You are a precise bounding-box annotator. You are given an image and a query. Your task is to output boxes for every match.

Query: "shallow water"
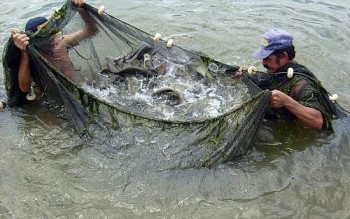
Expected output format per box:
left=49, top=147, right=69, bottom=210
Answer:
left=1, top=0, right=350, bottom=218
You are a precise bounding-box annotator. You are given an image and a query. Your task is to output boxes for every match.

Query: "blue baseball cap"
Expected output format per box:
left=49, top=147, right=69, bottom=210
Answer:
left=253, top=29, right=293, bottom=60
left=25, top=17, right=48, bottom=32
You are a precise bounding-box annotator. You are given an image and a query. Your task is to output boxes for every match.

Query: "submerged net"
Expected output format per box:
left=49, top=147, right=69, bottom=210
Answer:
left=2, top=1, right=348, bottom=167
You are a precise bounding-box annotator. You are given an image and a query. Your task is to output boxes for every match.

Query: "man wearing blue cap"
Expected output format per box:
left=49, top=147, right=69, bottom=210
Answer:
left=11, top=0, right=97, bottom=101
left=238, top=29, right=325, bottom=130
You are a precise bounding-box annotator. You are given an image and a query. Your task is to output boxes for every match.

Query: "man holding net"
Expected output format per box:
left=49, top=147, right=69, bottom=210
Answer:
left=10, top=0, right=97, bottom=105
left=237, top=29, right=327, bottom=130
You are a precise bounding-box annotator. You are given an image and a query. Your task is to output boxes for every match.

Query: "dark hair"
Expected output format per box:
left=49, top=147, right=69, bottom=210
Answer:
left=272, top=45, right=296, bottom=60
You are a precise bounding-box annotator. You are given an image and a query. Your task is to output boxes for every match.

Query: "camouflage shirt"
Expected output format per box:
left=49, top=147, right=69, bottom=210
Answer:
left=247, top=62, right=330, bottom=129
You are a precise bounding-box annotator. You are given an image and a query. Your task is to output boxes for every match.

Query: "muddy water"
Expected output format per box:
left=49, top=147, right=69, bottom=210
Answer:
left=1, top=0, right=350, bottom=218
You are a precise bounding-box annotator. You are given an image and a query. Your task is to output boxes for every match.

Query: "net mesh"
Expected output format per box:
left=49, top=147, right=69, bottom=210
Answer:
left=2, top=1, right=348, bottom=167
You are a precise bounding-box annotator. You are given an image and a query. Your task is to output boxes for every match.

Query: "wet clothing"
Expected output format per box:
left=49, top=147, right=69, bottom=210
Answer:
left=247, top=62, right=330, bottom=129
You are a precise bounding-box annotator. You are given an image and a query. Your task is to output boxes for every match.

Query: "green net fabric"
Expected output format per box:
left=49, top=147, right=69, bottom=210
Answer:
left=3, top=1, right=348, bottom=167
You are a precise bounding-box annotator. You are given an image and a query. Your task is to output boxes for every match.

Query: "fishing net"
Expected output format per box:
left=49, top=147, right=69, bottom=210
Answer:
left=2, top=1, right=348, bottom=168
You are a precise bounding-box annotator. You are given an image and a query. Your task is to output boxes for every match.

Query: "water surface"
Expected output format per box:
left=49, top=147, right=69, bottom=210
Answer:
left=1, top=0, right=350, bottom=218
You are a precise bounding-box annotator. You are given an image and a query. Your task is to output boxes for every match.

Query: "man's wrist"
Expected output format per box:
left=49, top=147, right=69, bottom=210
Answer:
left=21, top=51, right=29, bottom=59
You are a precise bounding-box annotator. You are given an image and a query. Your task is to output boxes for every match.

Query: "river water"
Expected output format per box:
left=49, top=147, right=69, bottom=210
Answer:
left=1, top=0, right=350, bottom=218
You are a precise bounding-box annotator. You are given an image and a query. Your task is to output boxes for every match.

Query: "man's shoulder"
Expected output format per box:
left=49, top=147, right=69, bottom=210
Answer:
left=288, top=62, right=310, bottom=72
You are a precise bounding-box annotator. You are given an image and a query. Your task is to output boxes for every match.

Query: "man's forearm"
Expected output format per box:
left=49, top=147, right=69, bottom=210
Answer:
left=18, top=51, right=31, bottom=92
left=284, top=97, right=324, bottom=129
left=65, top=8, right=98, bottom=46
left=77, top=8, right=98, bottom=38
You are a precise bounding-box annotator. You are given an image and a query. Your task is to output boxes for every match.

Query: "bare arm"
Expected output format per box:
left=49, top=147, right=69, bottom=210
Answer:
left=64, top=0, right=98, bottom=46
left=12, top=33, right=31, bottom=92
left=270, top=90, right=323, bottom=129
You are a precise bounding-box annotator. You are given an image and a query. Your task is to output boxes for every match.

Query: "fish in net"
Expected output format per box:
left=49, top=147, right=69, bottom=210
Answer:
left=2, top=1, right=348, bottom=168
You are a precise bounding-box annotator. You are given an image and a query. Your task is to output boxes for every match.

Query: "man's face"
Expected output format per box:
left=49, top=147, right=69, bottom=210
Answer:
left=261, top=54, right=284, bottom=74
left=37, top=21, right=49, bottom=31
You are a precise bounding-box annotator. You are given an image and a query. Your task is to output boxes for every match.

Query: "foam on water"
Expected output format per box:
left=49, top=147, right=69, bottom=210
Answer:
left=78, top=51, right=249, bottom=121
